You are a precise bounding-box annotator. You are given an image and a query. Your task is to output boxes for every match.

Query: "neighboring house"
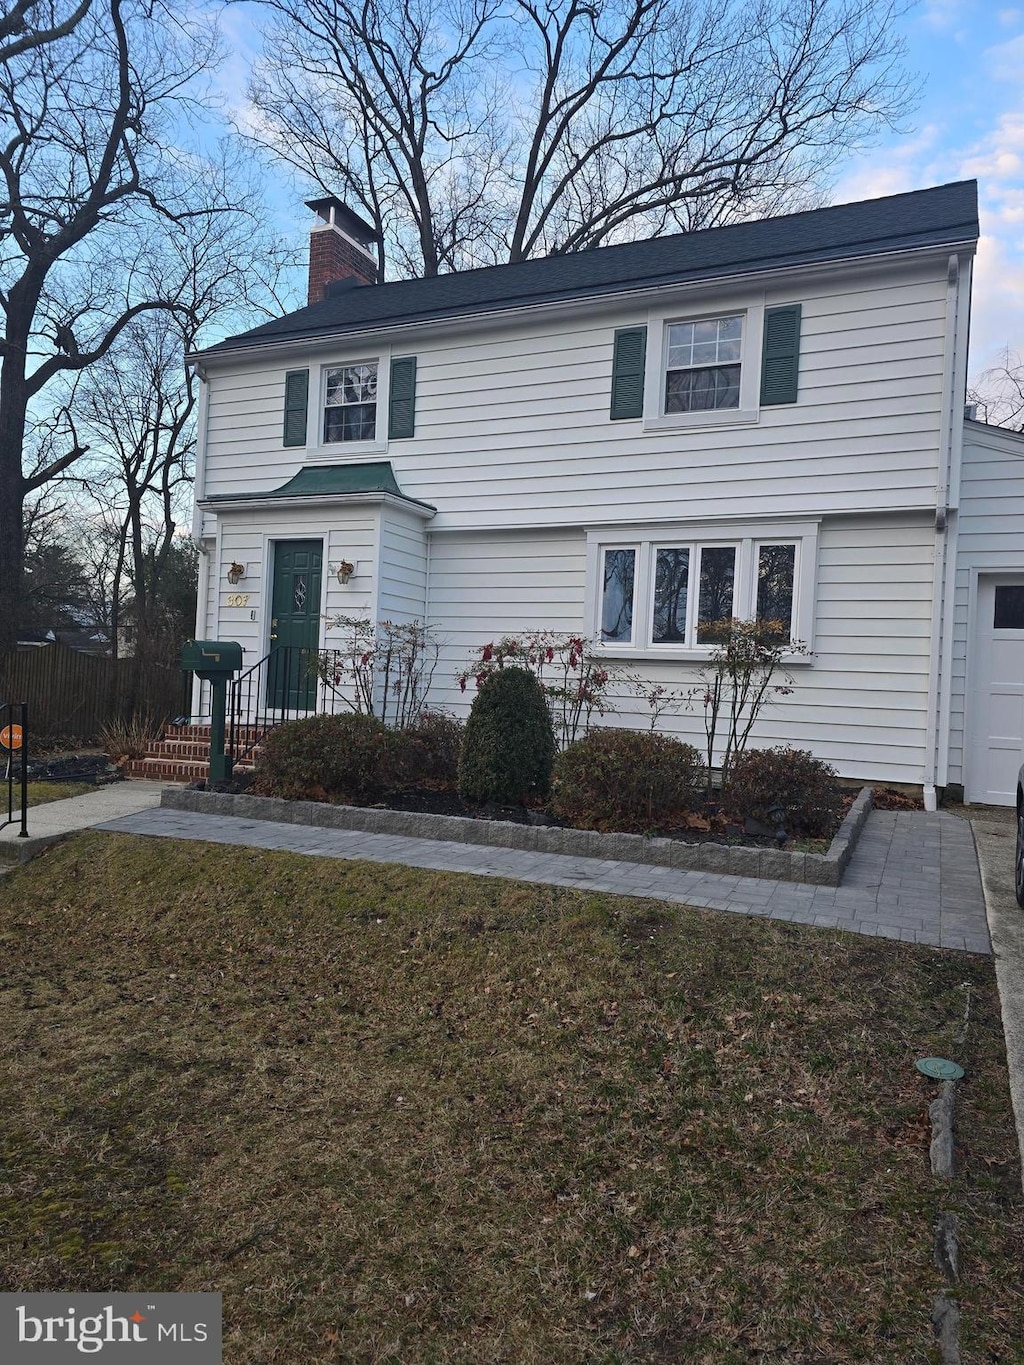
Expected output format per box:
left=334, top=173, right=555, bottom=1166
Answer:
left=17, top=627, right=111, bottom=656
left=184, top=180, right=1024, bottom=806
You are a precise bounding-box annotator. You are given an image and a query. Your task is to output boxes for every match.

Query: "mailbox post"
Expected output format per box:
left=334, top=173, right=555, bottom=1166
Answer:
left=181, top=640, right=243, bottom=783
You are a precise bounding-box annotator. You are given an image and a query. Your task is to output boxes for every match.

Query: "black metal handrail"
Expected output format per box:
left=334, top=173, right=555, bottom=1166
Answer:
left=0, top=701, right=28, bottom=839
left=228, top=646, right=343, bottom=764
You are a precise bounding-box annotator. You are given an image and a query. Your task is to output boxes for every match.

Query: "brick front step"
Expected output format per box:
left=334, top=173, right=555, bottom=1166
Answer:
left=143, top=740, right=214, bottom=760
left=124, top=720, right=266, bottom=783
left=124, top=756, right=255, bottom=783
left=162, top=723, right=266, bottom=744
left=124, top=757, right=212, bottom=782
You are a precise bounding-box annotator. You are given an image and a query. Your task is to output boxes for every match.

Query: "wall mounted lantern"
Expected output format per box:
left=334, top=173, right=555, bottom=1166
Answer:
left=336, top=559, right=355, bottom=585
left=226, top=561, right=247, bottom=585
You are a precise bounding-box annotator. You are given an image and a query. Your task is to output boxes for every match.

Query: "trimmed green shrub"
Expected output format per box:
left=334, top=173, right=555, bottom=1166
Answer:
left=410, top=711, right=464, bottom=791
left=722, top=745, right=843, bottom=837
left=550, top=728, right=702, bottom=833
left=458, top=666, right=555, bottom=804
left=254, top=712, right=429, bottom=803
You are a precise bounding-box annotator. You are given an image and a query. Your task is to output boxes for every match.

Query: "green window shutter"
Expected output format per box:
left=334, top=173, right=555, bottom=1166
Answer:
left=283, top=369, right=309, bottom=447
left=388, top=356, right=417, bottom=439
left=610, top=327, right=646, bottom=420
left=760, top=304, right=802, bottom=406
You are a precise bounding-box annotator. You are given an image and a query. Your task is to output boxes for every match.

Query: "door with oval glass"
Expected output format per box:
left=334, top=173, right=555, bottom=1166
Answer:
left=269, top=540, right=322, bottom=712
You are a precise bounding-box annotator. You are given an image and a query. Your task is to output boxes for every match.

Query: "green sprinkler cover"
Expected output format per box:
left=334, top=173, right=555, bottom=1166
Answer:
left=915, top=1057, right=965, bottom=1081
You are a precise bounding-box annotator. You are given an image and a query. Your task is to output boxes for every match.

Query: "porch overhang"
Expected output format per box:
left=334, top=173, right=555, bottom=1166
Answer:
left=198, top=461, right=436, bottom=520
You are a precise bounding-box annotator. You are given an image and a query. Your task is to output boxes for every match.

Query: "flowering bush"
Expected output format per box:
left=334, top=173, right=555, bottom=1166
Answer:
left=457, top=632, right=615, bottom=746
left=695, top=617, right=806, bottom=787
left=316, top=616, right=441, bottom=728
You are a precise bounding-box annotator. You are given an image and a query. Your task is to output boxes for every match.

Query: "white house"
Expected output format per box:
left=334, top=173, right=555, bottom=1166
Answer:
left=178, top=179, right=1024, bottom=806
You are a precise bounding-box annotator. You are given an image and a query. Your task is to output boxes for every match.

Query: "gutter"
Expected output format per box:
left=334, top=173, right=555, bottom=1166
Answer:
left=197, top=489, right=437, bottom=520
left=185, top=238, right=979, bottom=369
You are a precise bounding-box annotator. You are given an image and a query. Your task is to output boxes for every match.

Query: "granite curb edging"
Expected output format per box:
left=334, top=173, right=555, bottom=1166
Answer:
left=158, top=785, right=873, bottom=886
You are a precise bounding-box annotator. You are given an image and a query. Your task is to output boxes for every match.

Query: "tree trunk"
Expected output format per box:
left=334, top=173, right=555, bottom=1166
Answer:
left=0, top=343, right=30, bottom=667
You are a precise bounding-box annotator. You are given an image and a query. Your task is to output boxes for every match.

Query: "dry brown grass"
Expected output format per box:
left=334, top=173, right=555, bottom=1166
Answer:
left=0, top=832, right=1021, bottom=1363
left=24, top=781, right=94, bottom=807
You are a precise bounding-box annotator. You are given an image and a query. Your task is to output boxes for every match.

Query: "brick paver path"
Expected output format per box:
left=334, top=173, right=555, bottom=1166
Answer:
left=98, top=805, right=991, bottom=955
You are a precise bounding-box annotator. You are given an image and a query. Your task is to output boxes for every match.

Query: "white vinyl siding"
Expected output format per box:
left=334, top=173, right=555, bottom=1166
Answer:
left=201, top=258, right=949, bottom=527
left=947, top=424, right=1024, bottom=789
left=197, top=506, right=380, bottom=667
left=427, top=515, right=935, bottom=784
left=378, top=504, right=428, bottom=623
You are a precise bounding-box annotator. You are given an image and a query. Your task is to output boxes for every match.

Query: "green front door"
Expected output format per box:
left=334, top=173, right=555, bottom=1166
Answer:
left=269, top=540, right=322, bottom=711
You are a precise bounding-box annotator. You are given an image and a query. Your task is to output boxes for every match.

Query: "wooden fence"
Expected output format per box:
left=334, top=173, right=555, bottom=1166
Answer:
left=0, top=642, right=191, bottom=739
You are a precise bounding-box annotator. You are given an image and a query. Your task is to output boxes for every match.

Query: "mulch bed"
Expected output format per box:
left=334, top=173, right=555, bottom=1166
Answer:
left=217, top=773, right=845, bottom=850
left=26, top=753, right=122, bottom=785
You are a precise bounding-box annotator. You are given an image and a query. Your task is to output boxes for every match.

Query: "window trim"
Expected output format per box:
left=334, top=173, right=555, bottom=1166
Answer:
left=586, top=520, right=818, bottom=660
left=305, top=346, right=392, bottom=458
left=642, top=298, right=765, bottom=433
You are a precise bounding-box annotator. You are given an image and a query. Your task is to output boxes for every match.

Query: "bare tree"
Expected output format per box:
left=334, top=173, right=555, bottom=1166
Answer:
left=0, top=0, right=251, bottom=657
left=57, top=191, right=294, bottom=674
left=969, top=348, right=1024, bottom=432
left=249, top=0, right=915, bottom=278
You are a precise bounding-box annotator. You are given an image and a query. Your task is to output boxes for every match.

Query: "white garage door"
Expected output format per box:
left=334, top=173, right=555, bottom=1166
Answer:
left=969, top=576, right=1024, bottom=805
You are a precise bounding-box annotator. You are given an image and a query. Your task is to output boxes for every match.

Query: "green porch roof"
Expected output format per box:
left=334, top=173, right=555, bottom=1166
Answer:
left=204, top=461, right=434, bottom=511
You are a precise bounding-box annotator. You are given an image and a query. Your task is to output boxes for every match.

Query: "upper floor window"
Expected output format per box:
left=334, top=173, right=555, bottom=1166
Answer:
left=324, top=362, right=377, bottom=442
left=610, top=302, right=801, bottom=428
left=665, top=315, right=742, bottom=413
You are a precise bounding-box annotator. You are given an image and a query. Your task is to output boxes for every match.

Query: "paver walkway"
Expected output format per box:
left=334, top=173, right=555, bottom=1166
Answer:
left=98, top=804, right=991, bottom=955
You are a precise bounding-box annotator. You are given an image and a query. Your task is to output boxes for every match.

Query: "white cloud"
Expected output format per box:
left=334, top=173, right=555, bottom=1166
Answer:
left=985, top=32, right=1024, bottom=81
left=833, top=81, right=1024, bottom=377
left=970, top=234, right=1024, bottom=369
left=830, top=125, right=946, bottom=203
left=920, top=0, right=968, bottom=31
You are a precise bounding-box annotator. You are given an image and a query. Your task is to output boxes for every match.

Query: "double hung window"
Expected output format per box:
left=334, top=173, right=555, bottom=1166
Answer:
left=664, top=316, right=742, bottom=413
left=324, top=362, right=378, bottom=442
left=611, top=302, right=801, bottom=425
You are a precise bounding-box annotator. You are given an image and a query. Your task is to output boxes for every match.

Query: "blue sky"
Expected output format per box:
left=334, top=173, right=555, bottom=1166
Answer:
left=215, top=0, right=1022, bottom=382
left=833, top=0, right=1023, bottom=376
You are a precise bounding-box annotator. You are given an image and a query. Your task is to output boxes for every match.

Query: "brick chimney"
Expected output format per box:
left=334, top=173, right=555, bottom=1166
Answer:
left=306, top=197, right=380, bottom=305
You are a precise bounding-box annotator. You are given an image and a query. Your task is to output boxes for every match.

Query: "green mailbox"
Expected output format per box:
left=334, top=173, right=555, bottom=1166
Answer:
left=181, top=639, right=243, bottom=783
left=181, top=640, right=243, bottom=679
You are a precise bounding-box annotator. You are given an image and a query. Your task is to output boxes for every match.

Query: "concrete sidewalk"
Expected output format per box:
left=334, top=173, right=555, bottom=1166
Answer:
left=970, top=810, right=1024, bottom=1187
left=0, top=781, right=165, bottom=863
left=96, top=803, right=991, bottom=954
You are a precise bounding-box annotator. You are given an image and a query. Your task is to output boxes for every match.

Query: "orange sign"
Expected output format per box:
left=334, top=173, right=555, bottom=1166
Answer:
left=0, top=724, right=23, bottom=750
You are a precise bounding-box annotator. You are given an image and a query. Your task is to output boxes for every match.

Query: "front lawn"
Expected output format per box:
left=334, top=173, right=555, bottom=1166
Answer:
left=0, top=833, right=1020, bottom=1362
left=24, top=781, right=95, bottom=807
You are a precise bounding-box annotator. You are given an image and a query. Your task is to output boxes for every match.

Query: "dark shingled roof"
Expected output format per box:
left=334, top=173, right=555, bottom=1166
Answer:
left=201, top=181, right=978, bottom=355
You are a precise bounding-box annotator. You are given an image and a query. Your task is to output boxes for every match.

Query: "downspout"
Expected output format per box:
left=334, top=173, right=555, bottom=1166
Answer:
left=190, top=361, right=211, bottom=545
left=190, top=360, right=211, bottom=719
left=936, top=255, right=972, bottom=793
left=922, top=253, right=969, bottom=811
